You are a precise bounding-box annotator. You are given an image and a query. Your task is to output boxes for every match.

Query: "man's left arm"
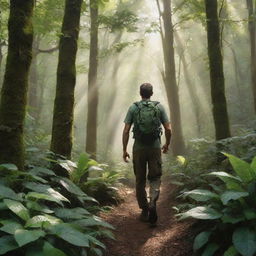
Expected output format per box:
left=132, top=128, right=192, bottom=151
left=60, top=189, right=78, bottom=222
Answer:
left=122, top=123, right=132, bottom=162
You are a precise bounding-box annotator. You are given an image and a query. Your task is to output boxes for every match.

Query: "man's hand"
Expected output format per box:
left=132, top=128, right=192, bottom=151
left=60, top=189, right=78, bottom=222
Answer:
left=123, top=151, right=130, bottom=162
left=162, top=144, right=169, bottom=154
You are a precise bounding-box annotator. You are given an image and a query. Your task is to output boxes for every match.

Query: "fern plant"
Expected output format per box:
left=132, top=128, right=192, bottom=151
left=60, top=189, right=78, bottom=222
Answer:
left=0, top=163, right=114, bottom=256
left=176, top=153, right=256, bottom=256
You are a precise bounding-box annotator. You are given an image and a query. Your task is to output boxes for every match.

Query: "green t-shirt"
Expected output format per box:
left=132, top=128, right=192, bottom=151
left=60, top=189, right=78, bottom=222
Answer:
left=124, top=100, right=170, bottom=151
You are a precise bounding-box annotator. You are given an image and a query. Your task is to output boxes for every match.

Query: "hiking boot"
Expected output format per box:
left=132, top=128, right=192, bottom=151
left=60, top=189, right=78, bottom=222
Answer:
left=148, top=202, right=158, bottom=225
left=139, top=208, right=149, bottom=222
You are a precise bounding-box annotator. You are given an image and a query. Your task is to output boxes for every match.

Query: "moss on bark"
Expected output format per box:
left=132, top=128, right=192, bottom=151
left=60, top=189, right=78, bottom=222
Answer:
left=50, top=0, right=82, bottom=158
left=0, top=0, right=34, bottom=170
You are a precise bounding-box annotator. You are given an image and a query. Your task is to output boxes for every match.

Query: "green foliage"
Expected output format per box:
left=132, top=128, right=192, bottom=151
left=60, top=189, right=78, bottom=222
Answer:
left=0, top=163, right=114, bottom=256
left=176, top=154, right=256, bottom=255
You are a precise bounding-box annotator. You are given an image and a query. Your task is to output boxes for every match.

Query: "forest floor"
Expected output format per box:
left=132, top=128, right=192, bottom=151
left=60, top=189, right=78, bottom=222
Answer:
left=101, top=182, right=195, bottom=256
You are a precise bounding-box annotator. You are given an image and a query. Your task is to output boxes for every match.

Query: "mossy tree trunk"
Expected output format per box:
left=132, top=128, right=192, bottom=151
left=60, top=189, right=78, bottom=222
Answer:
left=0, top=0, right=34, bottom=170
left=205, top=0, right=231, bottom=140
left=50, top=0, right=82, bottom=158
left=247, top=0, right=256, bottom=113
left=158, top=0, right=185, bottom=156
left=86, top=0, right=99, bottom=159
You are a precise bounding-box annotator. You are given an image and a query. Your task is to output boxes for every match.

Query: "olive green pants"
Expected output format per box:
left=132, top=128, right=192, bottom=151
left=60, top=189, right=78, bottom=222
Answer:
left=133, top=148, right=162, bottom=210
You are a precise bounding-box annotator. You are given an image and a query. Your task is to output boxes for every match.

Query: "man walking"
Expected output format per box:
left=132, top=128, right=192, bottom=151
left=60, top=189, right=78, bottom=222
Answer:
left=122, top=83, right=171, bottom=225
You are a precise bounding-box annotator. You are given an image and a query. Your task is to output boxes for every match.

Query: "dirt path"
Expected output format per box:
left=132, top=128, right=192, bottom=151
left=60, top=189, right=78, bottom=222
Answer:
left=101, top=182, right=195, bottom=256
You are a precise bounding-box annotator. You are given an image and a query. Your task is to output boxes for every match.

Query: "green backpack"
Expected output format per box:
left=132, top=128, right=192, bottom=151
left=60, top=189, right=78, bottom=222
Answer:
left=132, top=101, right=162, bottom=144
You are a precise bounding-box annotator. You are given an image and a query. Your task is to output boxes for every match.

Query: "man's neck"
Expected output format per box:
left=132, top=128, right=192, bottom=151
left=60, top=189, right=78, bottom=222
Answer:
left=141, top=97, right=151, bottom=101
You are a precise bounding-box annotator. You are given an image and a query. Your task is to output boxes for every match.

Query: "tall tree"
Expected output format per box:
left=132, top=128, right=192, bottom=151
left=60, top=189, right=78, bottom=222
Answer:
left=156, top=0, right=185, bottom=155
left=246, top=0, right=256, bottom=113
left=0, top=0, right=34, bottom=170
left=86, top=0, right=99, bottom=159
left=51, top=0, right=82, bottom=158
left=204, top=0, right=230, bottom=140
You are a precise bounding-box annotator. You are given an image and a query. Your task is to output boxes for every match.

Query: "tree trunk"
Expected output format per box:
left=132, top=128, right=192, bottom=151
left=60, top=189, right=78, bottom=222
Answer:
left=0, top=0, right=34, bottom=170
left=28, top=37, right=39, bottom=120
left=159, top=0, right=185, bottom=155
left=204, top=0, right=231, bottom=140
left=86, top=0, right=99, bottom=159
left=50, top=0, right=82, bottom=158
left=247, top=0, right=256, bottom=113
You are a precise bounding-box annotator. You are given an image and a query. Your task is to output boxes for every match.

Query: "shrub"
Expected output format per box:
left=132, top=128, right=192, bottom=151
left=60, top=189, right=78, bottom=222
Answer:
left=176, top=153, right=256, bottom=256
left=0, top=163, right=114, bottom=256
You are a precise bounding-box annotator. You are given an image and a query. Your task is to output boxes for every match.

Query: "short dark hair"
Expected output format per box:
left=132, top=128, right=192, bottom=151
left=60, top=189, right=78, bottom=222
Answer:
left=140, top=83, right=153, bottom=98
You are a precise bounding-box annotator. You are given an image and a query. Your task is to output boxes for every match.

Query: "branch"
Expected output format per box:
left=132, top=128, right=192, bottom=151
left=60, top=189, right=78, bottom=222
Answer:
left=37, top=46, right=59, bottom=54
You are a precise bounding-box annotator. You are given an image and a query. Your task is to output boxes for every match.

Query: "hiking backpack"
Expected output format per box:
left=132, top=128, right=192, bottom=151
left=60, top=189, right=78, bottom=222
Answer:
left=132, top=101, right=162, bottom=144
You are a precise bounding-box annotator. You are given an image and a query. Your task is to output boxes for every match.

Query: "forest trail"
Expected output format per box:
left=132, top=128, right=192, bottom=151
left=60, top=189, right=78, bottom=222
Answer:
left=101, top=182, right=194, bottom=256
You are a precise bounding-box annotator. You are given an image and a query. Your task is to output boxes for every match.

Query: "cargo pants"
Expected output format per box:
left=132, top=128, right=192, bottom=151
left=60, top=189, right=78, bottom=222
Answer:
left=133, top=148, right=162, bottom=210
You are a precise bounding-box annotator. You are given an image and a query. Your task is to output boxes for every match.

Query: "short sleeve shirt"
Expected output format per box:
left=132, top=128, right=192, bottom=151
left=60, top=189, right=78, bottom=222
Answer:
left=124, top=100, right=170, bottom=151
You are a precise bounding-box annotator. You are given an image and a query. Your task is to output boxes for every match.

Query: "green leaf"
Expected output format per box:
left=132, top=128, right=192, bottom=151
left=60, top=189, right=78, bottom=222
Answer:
left=193, top=231, right=212, bottom=251
left=223, top=153, right=254, bottom=182
left=233, top=227, right=256, bottom=256
left=220, top=191, right=249, bottom=205
left=224, top=246, right=239, bottom=256
left=0, top=184, right=21, bottom=201
left=202, top=243, right=219, bottom=256
left=25, top=214, right=62, bottom=228
left=29, top=167, right=56, bottom=177
left=54, top=207, right=90, bottom=220
left=4, top=199, right=30, bottom=221
left=182, top=189, right=219, bottom=202
left=43, top=241, right=68, bottom=256
left=26, top=201, right=54, bottom=214
left=88, top=235, right=106, bottom=249
left=0, top=220, right=23, bottom=234
left=14, top=229, right=45, bottom=247
left=221, top=214, right=245, bottom=224
left=77, top=153, right=90, bottom=171
left=0, top=235, right=19, bottom=255
left=206, top=171, right=242, bottom=183
left=250, top=156, right=256, bottom=174
left=49, top=223, right=90, bottom=247
left=24, top=182, right=70, bottom=203
left=26, top=192, right=63, bottom=206
left=178, top=206, right=222, bottom=220
left=72, top=216, right=114, bottom=229
left=90, top=248, right=103, bottom=256
left=0, top=164, right=18, bottom=171
left=243, top=209, right=256, bottom=220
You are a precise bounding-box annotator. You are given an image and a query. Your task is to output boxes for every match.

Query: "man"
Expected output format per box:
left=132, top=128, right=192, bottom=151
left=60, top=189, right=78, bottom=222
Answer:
left=122, top=83, right=171, bottom=225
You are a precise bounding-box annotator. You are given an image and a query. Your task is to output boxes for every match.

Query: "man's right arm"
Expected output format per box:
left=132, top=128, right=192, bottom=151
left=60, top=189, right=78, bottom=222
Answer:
left=162, top=122, right=172, bottom=153
left=122, top=123, right=132, bottom=162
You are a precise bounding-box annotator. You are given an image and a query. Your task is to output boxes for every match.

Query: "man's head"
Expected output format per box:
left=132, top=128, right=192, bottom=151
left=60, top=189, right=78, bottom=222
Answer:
left=140, top=83, right=153, bottom=99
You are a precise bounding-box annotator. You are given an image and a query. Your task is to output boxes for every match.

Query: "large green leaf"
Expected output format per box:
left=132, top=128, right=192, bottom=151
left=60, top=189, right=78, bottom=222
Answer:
left=224, top=153, right=254, bottom=182
left=72, top=216, right=114, bottom=229
left=0, top=184, right=21, bottom=201
left=207, top=171, right=242, bottom=183
left=88, top=235, right=106, bottom=249
left=0, top=219, right=23, bottom=234
left=4, top=199, right=30, bottom=221
left=42, top=241, right=68, bottom=256
left=49, top=223, right=90, bottom=247
left=29, top=167, right=56, bottom=177
left=250, top=156, right=256, bottom=175
left=54, top=207, right=90, bottom=220
left=193, top=231, right=212, bottom=251
left=224, top=246, right=239, bottom=256
left=182, top=189, right=219, bottom=202
left=202, top=243, right=219, bottom=256
left=25, top=214, right=62, bottom=228
left=178, top=206, right=222, bottom=220
left=0, top=235, right=19, bottom=255
left=233, top=227, right=256, bottom=256
left=24, top=182, right=69, bottom=203
left=220, top=191, right=249, bottom=205
left=0, top=164, right=18, bottom=171
left=243, top=209, right=256, bottom=220
left=14, top=229, right=45, bottom=247
left=26, top=192, right=63, bottom=206
left=26, top=201, right=54, bottom=214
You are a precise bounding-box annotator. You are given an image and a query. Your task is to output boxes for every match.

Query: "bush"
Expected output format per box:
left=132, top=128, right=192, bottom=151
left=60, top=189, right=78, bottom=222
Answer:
left=0, top=163, right=114, bottom=256
left=176, top=153, right=256, bottom=256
